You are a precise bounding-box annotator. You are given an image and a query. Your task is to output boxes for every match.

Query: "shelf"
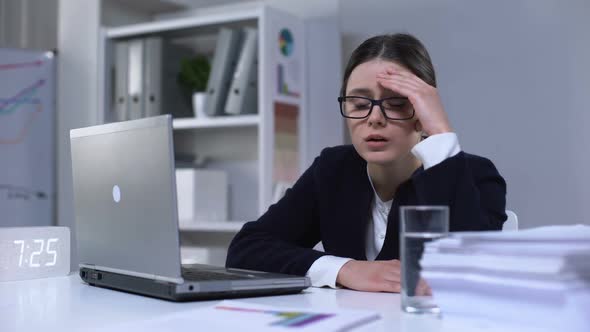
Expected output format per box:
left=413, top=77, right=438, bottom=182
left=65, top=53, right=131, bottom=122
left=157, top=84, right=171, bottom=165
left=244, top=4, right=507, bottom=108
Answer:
left=273, top=94, right=301, bottom=105
left=179, top=221, right=247, bottom=232
left=98, top=4, right=331, bottom=227
left=173, top=114, right=260, bottom=130
left=106, top=7, right=261, bottom=39
left=114, top=0, right=185, bottom=14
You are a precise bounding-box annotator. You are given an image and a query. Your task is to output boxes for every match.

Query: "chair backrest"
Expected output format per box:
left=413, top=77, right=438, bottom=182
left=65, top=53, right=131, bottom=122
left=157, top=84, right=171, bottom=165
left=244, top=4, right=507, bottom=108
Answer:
left=502, top=210, right=519, bottom=231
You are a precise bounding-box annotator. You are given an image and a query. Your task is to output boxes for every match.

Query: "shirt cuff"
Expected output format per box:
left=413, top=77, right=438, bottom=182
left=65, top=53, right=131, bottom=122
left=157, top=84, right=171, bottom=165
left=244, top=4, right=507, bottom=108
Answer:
left=411, top=132, right=461, bottom=170
left=306, top=255, right=353, bottom=288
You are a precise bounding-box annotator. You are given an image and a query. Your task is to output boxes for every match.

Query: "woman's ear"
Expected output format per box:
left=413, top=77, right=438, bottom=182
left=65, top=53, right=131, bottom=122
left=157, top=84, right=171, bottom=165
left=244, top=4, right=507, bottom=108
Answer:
left=414, top=120, right=422, bottom=133
left=414, top=120, right=427, bottom=142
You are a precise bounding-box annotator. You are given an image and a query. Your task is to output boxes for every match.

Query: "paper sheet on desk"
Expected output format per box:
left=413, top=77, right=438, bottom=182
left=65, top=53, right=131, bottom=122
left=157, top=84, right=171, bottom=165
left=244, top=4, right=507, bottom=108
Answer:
left=92, top=300, right=380, bottom=332
left=423, top=224, right=590, bottom=276
left=445, top=224, right=590, bottom=242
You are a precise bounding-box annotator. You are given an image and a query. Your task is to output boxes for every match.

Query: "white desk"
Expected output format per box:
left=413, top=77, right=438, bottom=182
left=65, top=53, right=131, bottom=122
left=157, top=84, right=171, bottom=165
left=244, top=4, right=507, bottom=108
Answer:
left=1, top=274, right=481, bottom=332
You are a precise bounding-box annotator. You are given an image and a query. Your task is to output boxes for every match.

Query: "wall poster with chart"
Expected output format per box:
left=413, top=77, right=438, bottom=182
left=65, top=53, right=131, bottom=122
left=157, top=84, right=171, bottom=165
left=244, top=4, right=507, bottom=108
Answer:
left=272, top=101, right=299, bottom=203
left=269, top=14, right=305, bottom=203
left=0, top=49, right=55, bottom=226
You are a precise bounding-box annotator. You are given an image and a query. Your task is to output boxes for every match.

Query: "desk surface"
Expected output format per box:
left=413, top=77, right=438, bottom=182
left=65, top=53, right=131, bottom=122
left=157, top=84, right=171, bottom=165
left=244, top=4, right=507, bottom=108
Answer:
left=1, top=274, right=483, bottom=332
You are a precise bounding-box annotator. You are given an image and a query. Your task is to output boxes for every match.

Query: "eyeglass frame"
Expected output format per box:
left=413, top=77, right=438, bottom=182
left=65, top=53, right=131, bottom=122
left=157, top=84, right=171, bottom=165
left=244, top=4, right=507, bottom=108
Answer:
left=337, top=96, right=415, bottom=120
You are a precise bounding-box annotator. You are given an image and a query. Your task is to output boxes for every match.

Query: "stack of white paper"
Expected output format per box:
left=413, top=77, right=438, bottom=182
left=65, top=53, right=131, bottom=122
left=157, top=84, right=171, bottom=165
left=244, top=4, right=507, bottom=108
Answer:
left=421, top=225, right=590, bottom=332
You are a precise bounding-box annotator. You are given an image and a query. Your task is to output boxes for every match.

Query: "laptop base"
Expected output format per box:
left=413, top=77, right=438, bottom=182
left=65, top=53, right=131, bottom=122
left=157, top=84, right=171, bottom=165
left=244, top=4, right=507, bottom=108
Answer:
left=79, top=268, right=307, bottom=302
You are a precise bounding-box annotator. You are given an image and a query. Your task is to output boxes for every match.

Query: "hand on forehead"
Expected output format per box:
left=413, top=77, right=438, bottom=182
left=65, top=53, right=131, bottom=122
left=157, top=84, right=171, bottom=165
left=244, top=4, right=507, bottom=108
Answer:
left=348, top=60, right=409, bottom=97
left=379, top=62, right=411, bottom=76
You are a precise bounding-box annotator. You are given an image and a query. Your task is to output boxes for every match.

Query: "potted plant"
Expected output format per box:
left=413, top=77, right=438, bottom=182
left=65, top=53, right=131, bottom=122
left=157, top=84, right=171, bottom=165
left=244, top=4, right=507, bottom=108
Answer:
left=177, top=55, right=211, bottom=118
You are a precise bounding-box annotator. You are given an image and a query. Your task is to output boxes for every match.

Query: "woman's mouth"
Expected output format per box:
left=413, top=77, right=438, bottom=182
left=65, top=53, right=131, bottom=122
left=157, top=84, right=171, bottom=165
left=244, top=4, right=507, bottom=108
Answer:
left=364, top=135, right=389, bottom=149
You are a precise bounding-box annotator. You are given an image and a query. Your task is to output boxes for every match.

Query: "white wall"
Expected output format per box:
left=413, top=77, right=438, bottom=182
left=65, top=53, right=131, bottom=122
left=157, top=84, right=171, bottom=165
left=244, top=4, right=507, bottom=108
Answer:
left=340, top=0, right=590, bottom=229
left=57, top=0, right=102, bottom=270
left=101, top=0, right=153, bottom=27
left=305, top=16, right=344, bottom=164
left=0, top=0, right=58, bottom=50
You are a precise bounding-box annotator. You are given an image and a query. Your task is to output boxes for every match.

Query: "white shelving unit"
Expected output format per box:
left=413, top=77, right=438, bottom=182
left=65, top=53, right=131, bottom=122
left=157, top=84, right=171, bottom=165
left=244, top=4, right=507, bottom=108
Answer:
left=173, top=114, right=259, bottom=130
left=98, top=3, right=342, bottom=265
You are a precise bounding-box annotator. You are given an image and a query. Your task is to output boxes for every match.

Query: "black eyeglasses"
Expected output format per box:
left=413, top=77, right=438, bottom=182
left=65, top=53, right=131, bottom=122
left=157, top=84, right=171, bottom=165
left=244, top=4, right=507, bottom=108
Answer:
left=337, top=96, right=414, bottom=120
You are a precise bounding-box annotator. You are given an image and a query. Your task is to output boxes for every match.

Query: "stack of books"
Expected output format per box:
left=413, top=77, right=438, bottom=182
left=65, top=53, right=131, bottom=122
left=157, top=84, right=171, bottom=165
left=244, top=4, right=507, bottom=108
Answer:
left=421, top=225, right=590, bottom=332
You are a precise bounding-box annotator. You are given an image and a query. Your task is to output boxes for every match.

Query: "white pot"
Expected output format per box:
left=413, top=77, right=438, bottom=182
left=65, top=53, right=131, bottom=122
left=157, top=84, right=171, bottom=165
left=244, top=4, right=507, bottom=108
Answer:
left=192, top=92, right=207, bottom=118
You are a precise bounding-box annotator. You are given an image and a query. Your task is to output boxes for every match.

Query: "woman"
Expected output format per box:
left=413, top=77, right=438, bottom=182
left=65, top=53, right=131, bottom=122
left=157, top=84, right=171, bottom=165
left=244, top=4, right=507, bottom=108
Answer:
left=226, top=33, right=506, bottom=293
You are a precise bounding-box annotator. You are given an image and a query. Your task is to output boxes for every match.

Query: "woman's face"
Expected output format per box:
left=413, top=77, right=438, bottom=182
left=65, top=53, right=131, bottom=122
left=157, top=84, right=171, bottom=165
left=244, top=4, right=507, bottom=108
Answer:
left=345, top=59, right=421, bottom=165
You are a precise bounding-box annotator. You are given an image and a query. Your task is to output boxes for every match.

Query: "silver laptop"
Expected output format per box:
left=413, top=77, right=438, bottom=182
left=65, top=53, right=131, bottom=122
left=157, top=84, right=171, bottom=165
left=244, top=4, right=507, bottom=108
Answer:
left=70, top=115, right=310, bottom=301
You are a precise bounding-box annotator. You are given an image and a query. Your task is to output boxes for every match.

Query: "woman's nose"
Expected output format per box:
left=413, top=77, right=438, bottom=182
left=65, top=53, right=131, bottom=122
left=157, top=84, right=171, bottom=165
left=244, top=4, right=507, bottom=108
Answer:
left=367, top=104, right=386, bottom=127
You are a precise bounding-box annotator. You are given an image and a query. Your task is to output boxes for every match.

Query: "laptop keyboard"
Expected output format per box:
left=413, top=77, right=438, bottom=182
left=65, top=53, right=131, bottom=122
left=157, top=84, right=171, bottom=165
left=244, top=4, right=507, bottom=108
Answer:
left=181, top=268, right=252, bottom=281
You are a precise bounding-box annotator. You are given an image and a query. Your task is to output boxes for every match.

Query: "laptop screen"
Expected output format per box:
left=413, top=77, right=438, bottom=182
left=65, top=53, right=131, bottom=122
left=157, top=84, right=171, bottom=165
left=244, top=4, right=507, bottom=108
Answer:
left=70, top=116, right=182, bottom=282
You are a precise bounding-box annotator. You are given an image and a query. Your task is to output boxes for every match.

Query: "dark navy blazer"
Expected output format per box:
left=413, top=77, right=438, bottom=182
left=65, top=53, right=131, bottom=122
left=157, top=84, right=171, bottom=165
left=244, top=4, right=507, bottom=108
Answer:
left=226, top=145, right=507, bottom=276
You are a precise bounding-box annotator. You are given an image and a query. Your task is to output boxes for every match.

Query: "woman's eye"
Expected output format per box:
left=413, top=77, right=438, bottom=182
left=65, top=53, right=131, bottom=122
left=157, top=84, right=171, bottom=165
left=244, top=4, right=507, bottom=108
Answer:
left=352, top=102, right=371, bottom=110
left=383, top=100, right=406, bottom=109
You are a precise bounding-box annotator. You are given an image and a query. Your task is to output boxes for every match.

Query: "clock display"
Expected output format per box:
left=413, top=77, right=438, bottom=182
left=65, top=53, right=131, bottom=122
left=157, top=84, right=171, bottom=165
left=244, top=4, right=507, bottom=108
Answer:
left=0, top=227, right=70, bottom=282
left=13, top=238, right=59, bottom=267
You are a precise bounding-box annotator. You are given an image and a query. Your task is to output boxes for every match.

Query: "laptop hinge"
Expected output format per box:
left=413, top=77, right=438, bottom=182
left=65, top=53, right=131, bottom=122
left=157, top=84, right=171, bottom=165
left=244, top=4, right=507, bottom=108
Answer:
left=154, top=275, right=178, bottom=283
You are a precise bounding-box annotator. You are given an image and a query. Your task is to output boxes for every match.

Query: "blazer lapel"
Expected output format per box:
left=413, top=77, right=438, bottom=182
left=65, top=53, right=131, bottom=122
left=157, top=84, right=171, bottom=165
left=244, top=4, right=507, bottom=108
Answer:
left=341, top=154, right=373, bottom=261
left=354, top=172, right=373, bottom=260
left=375, top=166, right=423, bottom=261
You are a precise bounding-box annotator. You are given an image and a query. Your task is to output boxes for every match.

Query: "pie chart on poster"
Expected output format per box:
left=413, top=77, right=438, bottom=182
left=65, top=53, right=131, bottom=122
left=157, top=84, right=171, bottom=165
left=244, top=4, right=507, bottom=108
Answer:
left=279, top=28, right=294, bottom=57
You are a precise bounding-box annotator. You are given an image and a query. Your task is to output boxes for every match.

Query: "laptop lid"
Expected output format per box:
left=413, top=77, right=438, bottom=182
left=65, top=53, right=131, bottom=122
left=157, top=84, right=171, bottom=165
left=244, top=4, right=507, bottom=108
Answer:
left=70, top=115, right=183, bottom=283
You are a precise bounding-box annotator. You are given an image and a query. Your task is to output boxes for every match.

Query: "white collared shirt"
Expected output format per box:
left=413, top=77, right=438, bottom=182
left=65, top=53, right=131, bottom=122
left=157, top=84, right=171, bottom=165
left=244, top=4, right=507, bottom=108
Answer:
left=365, top=176, right=393, bottom=261
left=306, top=132, right=461, bottom=288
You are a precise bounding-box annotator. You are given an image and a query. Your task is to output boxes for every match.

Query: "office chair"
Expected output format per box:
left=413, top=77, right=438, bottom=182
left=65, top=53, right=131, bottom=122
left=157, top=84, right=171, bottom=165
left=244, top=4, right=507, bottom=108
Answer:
left=502, top=210, right=519, bottom=231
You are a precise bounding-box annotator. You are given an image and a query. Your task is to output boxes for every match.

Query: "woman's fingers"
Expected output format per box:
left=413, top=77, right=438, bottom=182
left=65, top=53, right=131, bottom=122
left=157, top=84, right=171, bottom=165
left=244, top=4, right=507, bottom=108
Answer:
left=378, top=78, right=421, bottom=98
left=376, top=66, right=452, bottom=136
left=382, top=281, right=401, bottom=293
left=383, top=65, right=424, bottom=79
left=382, top=261, right=402, bottom=282
left=415, top=278, right=433, bottom=296
left=378, top=69, right=432, bottom=92
left=378, top=74, right=421, bottom=90
left=336, top=259, right=405, bottom=293
left=377, top=78, right=420, bottom=101
left=380, top=279, right=401, bottom=293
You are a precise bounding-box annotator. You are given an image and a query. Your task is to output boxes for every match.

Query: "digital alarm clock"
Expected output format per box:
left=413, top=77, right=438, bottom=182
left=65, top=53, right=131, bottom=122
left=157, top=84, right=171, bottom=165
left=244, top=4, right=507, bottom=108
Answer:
left=0, top=226, right=71, bottom=282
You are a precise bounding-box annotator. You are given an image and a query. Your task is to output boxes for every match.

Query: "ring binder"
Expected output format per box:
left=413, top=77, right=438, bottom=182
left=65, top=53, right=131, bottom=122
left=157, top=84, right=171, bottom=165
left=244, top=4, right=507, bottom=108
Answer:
left=225, top=28, right=258, bottom=115
left=204, top=28, right=243, bottom=117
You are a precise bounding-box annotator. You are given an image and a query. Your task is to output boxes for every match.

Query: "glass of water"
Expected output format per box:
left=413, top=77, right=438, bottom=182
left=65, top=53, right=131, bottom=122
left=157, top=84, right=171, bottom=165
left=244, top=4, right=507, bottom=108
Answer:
left=400, top=205, right=449, bottom=314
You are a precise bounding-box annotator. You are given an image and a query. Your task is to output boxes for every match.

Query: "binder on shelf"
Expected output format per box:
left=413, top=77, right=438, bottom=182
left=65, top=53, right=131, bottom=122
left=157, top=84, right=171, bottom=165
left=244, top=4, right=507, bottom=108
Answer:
left=160, top=41, right=194, bottom=118
left=112, top=36, right=197, bottom=122
left=204, top=28, right=243, bottom=117
left=113, top=41, right=129, bottom=122
left=127, top=38, right=145, bottom=120
left=225, top=27, right=258, bottom=115
left=143, top=36, right=162, bottom=118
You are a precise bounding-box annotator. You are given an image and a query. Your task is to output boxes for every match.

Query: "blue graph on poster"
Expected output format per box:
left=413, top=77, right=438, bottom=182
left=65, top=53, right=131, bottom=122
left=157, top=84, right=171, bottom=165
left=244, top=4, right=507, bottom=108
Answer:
left=0, top=78, right=45, bottom=144
left=0, top=50, right=55, bottom=227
